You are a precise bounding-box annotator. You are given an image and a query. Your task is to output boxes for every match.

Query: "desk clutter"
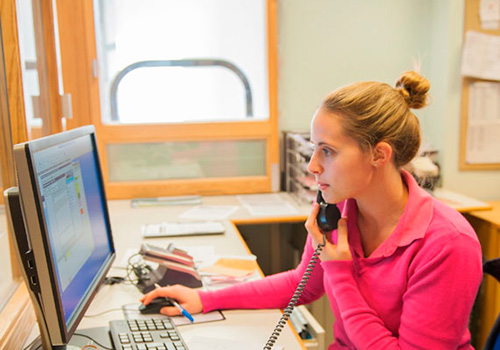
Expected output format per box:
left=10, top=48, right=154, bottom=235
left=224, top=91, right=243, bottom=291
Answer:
left=126, top=242, right=260, bottom=294
left=283, top=131, right=316, bottom=205
left=131, top=243, right=203, bottom=293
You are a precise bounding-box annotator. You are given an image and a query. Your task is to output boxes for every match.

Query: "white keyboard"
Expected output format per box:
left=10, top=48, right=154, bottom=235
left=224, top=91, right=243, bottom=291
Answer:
left=142, top=221, right=225, bottom=238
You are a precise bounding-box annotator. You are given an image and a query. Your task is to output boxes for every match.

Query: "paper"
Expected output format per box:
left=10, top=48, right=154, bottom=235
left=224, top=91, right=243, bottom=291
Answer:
left=466, top=82, right=500, bottom=163
left=122, top=303, right=225, bottom=326
left=179, top=205, right=239, bottom=220
left=200, top=257, right=258, bottom=278
left=480, top=0, right=500, bottom=29
left=131, top=195, right=202, bottom=208
left=461, top=31, right=500, bottom=81
left=179, top=245, right=215, bottom=264
left=432, top=188, right=491, bottom=211
left=237, top=194, right=299, bottom=217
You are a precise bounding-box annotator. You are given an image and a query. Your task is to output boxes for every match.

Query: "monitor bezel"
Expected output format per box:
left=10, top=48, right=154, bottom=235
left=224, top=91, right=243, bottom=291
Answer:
left=13, top=125, right=116, bottom=346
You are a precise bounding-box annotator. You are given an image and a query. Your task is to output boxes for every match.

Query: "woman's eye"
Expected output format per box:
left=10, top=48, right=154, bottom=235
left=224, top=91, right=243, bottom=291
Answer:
left=322, top=147, right=333, bottom=156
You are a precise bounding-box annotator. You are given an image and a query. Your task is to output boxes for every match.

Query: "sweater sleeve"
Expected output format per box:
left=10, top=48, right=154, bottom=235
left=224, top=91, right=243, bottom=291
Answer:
left=198, top=235, right=326, bottom=312
left=322, top=234, right=482, bottom=349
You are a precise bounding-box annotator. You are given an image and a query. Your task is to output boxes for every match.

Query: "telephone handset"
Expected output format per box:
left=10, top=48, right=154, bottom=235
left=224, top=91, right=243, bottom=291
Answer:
left=316, top=190, right=341, bottom=232
left=263, top=191, right=341, bottom=349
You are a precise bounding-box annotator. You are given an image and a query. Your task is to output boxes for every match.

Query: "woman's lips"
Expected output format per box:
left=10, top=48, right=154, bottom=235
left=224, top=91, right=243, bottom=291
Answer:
left=317, top=183, right=329, bottom=191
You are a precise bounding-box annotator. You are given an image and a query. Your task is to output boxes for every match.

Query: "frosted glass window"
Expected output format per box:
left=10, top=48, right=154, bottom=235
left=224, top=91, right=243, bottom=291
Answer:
left=16, top=0, right=43, bottom=136
left=107, top=139, right=266, bottom=182
left=94, top=0, right=268, bottom=124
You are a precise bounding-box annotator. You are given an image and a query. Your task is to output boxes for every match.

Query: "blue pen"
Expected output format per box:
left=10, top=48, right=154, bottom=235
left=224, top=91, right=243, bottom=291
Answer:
left=154, top=283, right=194, bottom=322
left=171, top=299, right=194, bottom=322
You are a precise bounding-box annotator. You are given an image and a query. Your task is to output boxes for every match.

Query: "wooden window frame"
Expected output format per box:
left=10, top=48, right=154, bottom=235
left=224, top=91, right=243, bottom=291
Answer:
left=0, top=0, right=35, bottom=348
left=0, top=0, right=65, bottom=347
left=55, top=0, right=279, bottom=199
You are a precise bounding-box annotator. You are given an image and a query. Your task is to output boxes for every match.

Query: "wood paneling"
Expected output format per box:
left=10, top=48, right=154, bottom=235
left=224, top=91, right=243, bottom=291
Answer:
left=0, top=0, right=35, bottom=348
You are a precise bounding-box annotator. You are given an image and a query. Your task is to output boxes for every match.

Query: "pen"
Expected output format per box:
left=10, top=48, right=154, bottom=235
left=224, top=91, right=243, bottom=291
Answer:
left=154, top=283, right=194, bottom=322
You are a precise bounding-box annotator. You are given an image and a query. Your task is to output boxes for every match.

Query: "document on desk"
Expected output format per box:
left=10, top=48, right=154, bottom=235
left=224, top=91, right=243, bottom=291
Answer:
left=179, top=205, right=239, bottom=220
left=466, top=81, right=500, bottom=164
left=237, top=193, right=298, bottom=217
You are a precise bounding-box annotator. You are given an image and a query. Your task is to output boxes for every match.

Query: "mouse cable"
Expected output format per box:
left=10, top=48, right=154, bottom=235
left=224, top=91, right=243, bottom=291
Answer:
left=83, top=308, right=123, bottom=318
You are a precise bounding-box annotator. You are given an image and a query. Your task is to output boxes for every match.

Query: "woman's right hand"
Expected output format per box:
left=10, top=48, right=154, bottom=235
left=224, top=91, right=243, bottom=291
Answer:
left=139, top=284, right=203, bottom=316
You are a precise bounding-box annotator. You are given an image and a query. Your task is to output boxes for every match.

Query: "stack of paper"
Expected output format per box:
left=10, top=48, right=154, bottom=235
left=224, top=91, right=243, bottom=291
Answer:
left=199, top=256, right=258, bottom=287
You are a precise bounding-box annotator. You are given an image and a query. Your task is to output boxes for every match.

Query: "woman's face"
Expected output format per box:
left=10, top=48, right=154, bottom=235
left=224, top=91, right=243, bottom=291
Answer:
left=308, top=109, right=374, bottom=204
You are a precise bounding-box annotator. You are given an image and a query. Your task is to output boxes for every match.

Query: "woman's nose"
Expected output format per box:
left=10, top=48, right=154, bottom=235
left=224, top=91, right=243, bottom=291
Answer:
left=308, top=152, right=322, bottom=174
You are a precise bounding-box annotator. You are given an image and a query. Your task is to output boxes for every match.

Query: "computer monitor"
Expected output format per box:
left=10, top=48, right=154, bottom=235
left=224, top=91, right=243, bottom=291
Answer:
left=4, top=125, right=115, bottom=349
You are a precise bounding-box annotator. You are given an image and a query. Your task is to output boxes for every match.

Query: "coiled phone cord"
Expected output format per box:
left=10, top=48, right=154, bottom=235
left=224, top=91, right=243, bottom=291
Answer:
left=263, top=234, right=326, bottom=350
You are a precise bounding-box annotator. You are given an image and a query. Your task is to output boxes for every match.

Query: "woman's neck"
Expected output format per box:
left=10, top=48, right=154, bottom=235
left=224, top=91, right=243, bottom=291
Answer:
left=355, top=168, right=409, bottom=257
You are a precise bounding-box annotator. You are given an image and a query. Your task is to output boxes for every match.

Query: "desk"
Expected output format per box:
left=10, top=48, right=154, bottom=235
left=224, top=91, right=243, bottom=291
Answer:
left=464, top=201, right=500, bottom=349
left=432, top=188, right=492, bottom=212
left=23, top=190, right=490, bottom=349
left=74, top=198, right=310, bottom=350
left=132, top=192, right=311, bottom=276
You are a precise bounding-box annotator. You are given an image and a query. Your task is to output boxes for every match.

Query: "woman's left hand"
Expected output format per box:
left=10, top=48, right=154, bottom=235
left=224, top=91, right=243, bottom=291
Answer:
left=305, top=203, right=352, bottom=261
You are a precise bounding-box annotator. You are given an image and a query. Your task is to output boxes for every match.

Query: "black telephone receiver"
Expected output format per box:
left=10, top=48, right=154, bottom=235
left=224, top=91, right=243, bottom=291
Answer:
left=264, top=191, right=342, bottom=349
left=316, top=190, right=341, bottom=232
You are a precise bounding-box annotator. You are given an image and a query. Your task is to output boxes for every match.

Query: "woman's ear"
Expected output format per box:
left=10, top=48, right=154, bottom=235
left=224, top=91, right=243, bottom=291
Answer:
left=371, top=141, right=393, bottom=167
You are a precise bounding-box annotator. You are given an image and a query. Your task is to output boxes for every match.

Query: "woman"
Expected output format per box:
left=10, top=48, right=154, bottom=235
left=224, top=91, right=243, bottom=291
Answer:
left=141, top=71, right=483, bottom=349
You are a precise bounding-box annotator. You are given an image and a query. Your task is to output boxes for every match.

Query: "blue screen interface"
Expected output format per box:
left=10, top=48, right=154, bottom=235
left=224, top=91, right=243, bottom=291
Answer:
left=33, top=134, right=113, bottom=326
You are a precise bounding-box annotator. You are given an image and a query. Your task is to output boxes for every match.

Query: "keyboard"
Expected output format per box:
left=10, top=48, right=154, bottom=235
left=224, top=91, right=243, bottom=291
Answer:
left=109, top=318, right=189, bottom=350
left=142, top=221, right=225, bottom=238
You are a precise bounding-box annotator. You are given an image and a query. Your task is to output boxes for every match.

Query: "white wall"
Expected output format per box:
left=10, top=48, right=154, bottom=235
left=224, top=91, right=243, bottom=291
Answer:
left=277, top=0, right=500, bottom=201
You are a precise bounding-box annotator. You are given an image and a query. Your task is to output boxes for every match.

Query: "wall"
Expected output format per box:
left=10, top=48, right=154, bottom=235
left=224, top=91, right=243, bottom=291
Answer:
left=276, top=0, right=500, bottom=201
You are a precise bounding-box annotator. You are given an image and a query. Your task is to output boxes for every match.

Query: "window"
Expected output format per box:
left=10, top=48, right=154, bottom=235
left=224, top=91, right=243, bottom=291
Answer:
left=55, top=0, right=279, bottom=198
left=95, top=0, right=269, bottom=124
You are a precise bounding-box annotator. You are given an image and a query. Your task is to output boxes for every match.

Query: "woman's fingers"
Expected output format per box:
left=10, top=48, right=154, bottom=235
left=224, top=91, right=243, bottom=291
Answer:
left=140, top=284, right=203, bottom=315
left=336, top=218, right=352, bottom=260
left=305, top=203, right=323, bottom=243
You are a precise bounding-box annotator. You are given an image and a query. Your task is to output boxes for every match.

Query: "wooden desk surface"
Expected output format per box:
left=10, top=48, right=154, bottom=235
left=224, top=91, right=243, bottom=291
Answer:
left=467, top=200, right=500, bottom=226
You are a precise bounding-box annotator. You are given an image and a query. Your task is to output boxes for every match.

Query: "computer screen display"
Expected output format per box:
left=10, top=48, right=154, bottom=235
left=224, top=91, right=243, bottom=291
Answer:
left=7, top=126, right=115, bottom=347
left=33, top=132, right=112, bottom=325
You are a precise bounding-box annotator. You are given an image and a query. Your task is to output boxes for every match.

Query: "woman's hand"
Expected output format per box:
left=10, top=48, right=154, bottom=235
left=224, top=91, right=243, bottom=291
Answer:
left=305, top=203, right=352, bottom=261
left=140, top=284, right=203, bottom=316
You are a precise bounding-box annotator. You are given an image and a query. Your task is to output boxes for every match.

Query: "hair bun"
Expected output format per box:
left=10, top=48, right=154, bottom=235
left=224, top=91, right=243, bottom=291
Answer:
left=395, top=71, right=430, bottom=109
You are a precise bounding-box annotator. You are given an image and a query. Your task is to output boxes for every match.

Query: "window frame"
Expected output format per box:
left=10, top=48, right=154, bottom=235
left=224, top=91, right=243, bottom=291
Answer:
left=0, top=0, right=35, bottom=348
left=55, top=0, right=279, bottom=199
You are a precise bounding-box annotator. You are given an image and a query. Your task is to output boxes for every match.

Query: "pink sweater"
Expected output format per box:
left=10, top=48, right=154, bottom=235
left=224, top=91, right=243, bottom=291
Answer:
left=199, top=172, right=483, bottom=349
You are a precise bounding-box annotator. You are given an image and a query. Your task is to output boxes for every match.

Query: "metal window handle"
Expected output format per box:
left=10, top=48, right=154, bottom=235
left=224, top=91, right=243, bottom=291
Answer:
left=109, top=58, right=253, bottom=122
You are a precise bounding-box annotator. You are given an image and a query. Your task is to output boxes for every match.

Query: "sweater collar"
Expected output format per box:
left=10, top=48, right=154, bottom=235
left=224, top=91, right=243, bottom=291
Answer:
left=347, top=170, right=434, bottom=259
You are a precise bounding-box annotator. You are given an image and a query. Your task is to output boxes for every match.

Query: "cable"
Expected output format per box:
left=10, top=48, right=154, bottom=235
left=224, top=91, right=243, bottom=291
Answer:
left=263, top=235, right=326, bottom=350
left=126, top=253, right=149, bottom=283
left=83, top=308, right=123, bottom=318
left=72, top=333, right=113, bottom=350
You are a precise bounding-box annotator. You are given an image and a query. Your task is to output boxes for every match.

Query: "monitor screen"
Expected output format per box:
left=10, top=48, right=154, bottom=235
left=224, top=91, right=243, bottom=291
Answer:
left=6, top=126, right=115, bottom=347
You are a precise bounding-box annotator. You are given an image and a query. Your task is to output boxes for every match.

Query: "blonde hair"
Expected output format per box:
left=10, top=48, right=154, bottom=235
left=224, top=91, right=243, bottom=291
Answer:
left=320, top=71, right=430, bottom=167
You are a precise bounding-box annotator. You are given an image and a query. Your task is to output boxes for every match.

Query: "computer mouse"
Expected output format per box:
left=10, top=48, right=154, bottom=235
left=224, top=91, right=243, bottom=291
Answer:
left=139, top=298, right=174, bottom=314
